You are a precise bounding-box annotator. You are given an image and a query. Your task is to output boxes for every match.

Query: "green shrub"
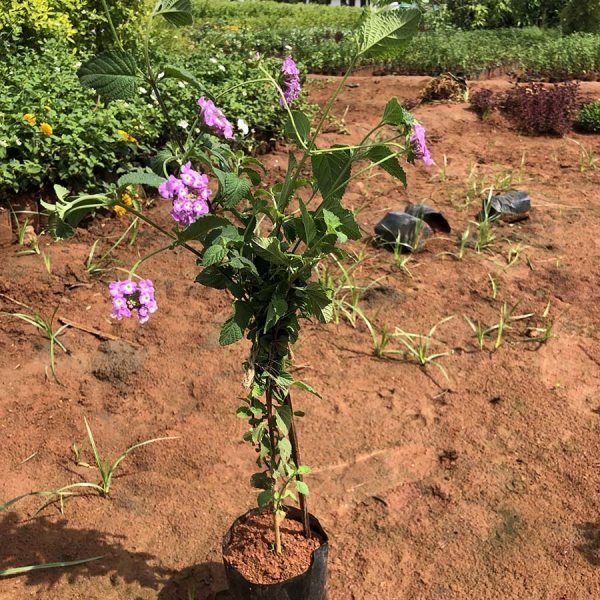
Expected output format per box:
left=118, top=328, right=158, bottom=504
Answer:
left=575, top=101, right=600, bottom=133
left=0, top=42, right=164, bottom=195
left=561, top=0, right=600, bottom=35
left=0, top=0, right=145, bottom=51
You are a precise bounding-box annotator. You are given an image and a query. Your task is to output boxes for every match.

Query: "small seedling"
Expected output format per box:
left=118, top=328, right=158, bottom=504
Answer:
left=506, top=242, right=527, bottom=267
left=524, top=302, right=554, bottom=344
left=394, top=316, right=454, bottom=377
left=0, top=301, right=69, bottom=382
left=568, top=138, right=598, bottom=172
left=488, top=273, right=498, bottom=299
left=440, top=227, right=470, bottom=261
left=368, top=323, right=402, bottom=359
left=493, top=301, right=534, bottom=350
left=2, top=419, right=177, bottom=515
left=473, top=193, right=498, bottom=253
left=464, top=315, right=495, bottom=351
left=438, top=153, right=448, bottom=183
left=42, top=252, right=52, bottom=274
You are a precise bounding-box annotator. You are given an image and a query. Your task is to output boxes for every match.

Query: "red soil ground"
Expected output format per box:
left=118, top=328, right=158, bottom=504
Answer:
left=1, top=75, right=600, bottom=599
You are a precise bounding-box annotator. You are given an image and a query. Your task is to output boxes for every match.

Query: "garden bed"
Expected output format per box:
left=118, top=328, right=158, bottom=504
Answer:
left=1, top=74, right=600, bottom=599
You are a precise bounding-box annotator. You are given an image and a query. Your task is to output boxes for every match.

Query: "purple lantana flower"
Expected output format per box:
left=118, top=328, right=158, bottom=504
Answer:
left=159, top=162, right=212, bottom=225
left=109, top=278, right=157, bottom=324
left=280, top=55, right=301, bottom=106
left=197, top=96, right=234, bottom=140
left=410, top=122, right=434, bottom=166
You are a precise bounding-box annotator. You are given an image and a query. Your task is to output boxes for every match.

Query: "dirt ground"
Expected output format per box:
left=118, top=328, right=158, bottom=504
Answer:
left=1, top=75, right=600, bottom=599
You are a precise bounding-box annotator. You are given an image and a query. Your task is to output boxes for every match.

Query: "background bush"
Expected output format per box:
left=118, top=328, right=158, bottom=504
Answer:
left=575, top=101, right=600, bottom=133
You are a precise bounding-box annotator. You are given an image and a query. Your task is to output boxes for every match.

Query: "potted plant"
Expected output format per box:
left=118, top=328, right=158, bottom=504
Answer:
left=45, top=1, right=430, bottom=596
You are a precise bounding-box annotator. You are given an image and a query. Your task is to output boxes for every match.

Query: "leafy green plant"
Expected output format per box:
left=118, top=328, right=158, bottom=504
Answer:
left=464, top=315, right=493, bottom=351
left=575, top=101, right=600, bottom=133
left=43, top=0, right=426, bottom=555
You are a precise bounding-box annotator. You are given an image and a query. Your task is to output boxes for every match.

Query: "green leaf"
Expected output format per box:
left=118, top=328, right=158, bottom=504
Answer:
left=0, top=556, right=103, bottom=577
left=382, top=97, right=414, bottom=127
left=162, top=65, right=203, bottom=90
left=278, top=438, right=292, bottom=463
left=214, top=169, right=251, bottom=209
left=291, top=379, right=322, bottom=398
left=250, top=472, right=272, bottom=490
left=202, top=244, right=226, bottom=267
left=366, top=145, right=407, bottom=185
left=117, top=169, right=165, bottom=190
left=275, top=152, right=298, bottom=212
left=295, top=480, right=310, bottom=496
left=78, top=50, right=138, bottom=101
left=54, top=184, right=70, bottom=202
left=153, top=0, right=193, bottom=26
left=297, top=200, right=317, bottom=247
left=275, top=405, right=292, bottom=436
left=251, top=237, right=288, bottom=265
left=178, top=215, right=231, bottom=242
left=150, top=149, right=177, bottom=177
left=297, top=465, right=311, bottom=475
left=257, top=489, right=274, bottom=507
left=357, top=7, right=421, bottom=59
left=195, top=268, right=229, bottom=290
left=219, top=317, right=242, bottom=346
left=303, top=282, right=334, bottom=323
left=323, top=209, right=347, bottom=243
left=236, top=407, right=252, bottom=418
left=312, top=147, right=352, bottom=203
left=284, top=110, right=311, bottom=147
left=264, top=295, right=288, bottom=332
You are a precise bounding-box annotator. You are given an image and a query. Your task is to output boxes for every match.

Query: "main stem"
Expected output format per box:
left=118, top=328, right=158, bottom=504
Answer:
left=265, top=384, right=282, bottom=554
left=286, top=392, right=311, bottom=538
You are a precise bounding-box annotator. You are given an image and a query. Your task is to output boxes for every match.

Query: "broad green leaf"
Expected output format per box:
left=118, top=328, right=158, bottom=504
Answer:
left=54, top=184, right=70, bottom=202
left=202, top=244, right=226, bottom=267
left=153, top=0, right=193, bottom=26
left=284, top=110, right=311, bottom=147
left=252, top=237, right=288, bottom=265
left=275, top=405, right=292, bottom=437
left=195, top=268, right=229, bottom=289
left=236, top=407, right=252, bottom=418
left=178, top=215, right=231, bottom=242
left=312, top=147, right=352, bottom=203
left=264, top=296, right=288, bottom=332
left=219, top=317, right=242, bottom=346
left=278, top=438, right=292, bottom=463
left=302, top=282, right=334, bottom=323
left=357, top=7, right=421, bottom=58
left=257, top=489, right=274, bottom=507
left=250, top=472, right=272, bottom=490
left=275, top=152, right=297, bottom=212
left=214, top=169, right=251, bottom=209
left=162, top=65, right=203, bottom=90
left=295, top=480, right=310, bottom=496
left=78, top=50, right=138, bottom=101
left=150, top=149, right=177, bottom=177
left=382, top=97, right=415, bottom=127
left=366, top=145, right=407, bottom=185
left=117, top=169, right=165, bottom=190
left=323, top=209, right=347, bottom=242
left=297, top=465, right=311, bottom=475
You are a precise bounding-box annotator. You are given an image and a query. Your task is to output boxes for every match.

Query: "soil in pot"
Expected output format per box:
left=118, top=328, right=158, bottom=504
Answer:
left=223, top=510, right=324, bottom=585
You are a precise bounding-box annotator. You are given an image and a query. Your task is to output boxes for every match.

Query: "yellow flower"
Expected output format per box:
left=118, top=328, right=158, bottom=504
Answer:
left=39, top=123, right=53, bottom=136
left=114, top=205, right=127, bottom=217
left=121, top=192, right=133, bottom=206
left=23, top=113, right=36, bottom=125
left=117, top=129, right=138, bottom=144
left=223, top=24, right=241, bottom=31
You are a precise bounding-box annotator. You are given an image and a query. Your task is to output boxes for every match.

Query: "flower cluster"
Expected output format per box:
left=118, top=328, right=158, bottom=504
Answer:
left=158, top=161, right=212, bottom=225
left=23, top=113, right=36, bottom=125
left=39, top=123, right=53, bottom=136
left=114, top=192, right=133, bottom=217
left=281, top=56, right=301, bottom=106
left=117, top=129, right=138, bottom=144
left=109, top=278, right=157, bottom=324
left=198, top=96, right=234, bottom=140
left=410, top=122, right=434, bottom=166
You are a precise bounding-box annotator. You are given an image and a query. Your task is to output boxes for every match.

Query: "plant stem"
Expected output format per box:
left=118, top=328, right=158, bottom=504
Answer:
left=285, top=392, right=310, bottom=538
left=265, top=383, right=282, bottom=553
left=273, top=510, right=282, bottom=555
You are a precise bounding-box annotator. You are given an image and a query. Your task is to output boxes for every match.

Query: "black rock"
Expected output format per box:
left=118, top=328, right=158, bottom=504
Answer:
left=405, top=203, right=451, bottom=233
left=478, top=190, right=531, bottom=222
left=374, top=212, right=432, bottom=253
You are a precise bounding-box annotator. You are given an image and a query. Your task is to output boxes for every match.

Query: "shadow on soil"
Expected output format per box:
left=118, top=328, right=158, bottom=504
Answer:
left=158, top=562, right=231, bottom=600
left=575, top=522, right=600, bottom=566
left=0, top=511, right=172, bottom=589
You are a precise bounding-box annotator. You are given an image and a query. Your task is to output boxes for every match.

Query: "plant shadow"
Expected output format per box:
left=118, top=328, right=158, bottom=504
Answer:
left=157, top=562, right=231, bottom=600
left=575, top=522, right=600, bottom=566
left=0, top=511, right=173, bottom=589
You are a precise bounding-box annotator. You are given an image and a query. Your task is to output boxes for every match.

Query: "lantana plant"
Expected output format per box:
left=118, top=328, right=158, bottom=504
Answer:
left=44, top=0, right=428, bottom=553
